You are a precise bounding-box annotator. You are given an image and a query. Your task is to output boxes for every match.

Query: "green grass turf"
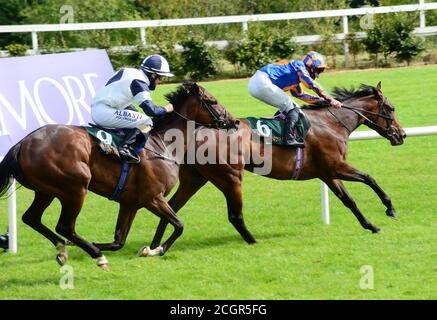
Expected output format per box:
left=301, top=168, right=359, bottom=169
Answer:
left=0, top=65, right=436, bottom=299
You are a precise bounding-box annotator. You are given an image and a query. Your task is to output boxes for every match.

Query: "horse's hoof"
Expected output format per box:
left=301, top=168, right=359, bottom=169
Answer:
left=99, top=264, right=109, bottom=272
left=137, top=246, right=163, bottom=257
left=55, top=244, right=68, bottom=266
left=386, top=209, right=398, bottom=220
left=56, top=252, right=68, bottom=266
left=137, top=246, right=150, bottom=257
left=97, top=255, right=109, bottom=272
left=372, top=228, right=383, bottom=234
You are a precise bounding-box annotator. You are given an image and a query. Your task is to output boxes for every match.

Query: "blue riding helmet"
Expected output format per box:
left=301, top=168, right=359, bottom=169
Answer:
left=141, top=54, right=174, bottom=77
left=302, top=51, right=329, bottom=70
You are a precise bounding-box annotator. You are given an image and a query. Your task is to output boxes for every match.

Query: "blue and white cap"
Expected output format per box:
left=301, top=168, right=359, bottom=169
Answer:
left=141, top=54, right=174, bottom=77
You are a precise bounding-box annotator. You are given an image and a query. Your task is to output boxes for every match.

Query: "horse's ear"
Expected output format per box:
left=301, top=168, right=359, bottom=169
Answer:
left=192, top=82, right=200, bottom=94
left=372, top=81, right=383, bottom=99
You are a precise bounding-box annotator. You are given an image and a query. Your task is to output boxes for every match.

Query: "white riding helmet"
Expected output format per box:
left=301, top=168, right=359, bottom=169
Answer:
left=141, top=54, right=174, bottom=77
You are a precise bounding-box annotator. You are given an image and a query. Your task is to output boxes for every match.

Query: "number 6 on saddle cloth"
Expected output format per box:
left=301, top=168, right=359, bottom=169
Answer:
left=245, top=111, right=311, bottom=146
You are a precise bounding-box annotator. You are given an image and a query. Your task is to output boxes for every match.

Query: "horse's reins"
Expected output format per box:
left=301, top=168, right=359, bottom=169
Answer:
left=329, top=100, right=394, bottom=134
left=144, top=87, right=234, bottom=163
left=172, top=98, right=234, bottom=130
left=144, top=135, right=179, bottom=164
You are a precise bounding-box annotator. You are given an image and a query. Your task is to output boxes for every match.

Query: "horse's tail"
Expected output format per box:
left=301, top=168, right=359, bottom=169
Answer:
left=0, top=143, right=23, bottom=198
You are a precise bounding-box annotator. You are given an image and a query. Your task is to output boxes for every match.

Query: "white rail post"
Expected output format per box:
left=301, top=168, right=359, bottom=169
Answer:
left=140, top=27, right=147, bottom=47
left=321, top=181, right=330, bottom=225
left=342, top=15, right=350, bottom=67
left=31, top=31, right=39, bottom=54
left=242, top=21, right=248, bottom=35
left=7, top=179, right=17, bottom=253
left=419, top=0, right=426, bottom=29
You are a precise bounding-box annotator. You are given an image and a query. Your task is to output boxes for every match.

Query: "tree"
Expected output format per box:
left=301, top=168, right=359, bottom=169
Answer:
left=363, top=25, right=384, bottom=66
left=180, top=37, right=219, bottom=81
left=346, top=32, right=364, bottom=67
left=21, top=0, right=141, bottom=50
left=0, top=0, right=34, bottom=48
left=228, top=26, right=298, bottom=75
left=385, top=13, right=425, bottom=66
left=364, top=13, right=424, bottom=67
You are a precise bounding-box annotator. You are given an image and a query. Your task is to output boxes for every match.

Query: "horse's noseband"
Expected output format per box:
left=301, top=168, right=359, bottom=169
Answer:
left=343, top=97, right=394, bottom=133
left=198, top=93, right=238, bottom=130
left=179, top=84, right=237, bottom=130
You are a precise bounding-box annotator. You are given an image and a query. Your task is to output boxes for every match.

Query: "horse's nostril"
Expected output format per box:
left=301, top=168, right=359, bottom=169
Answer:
left=403, top=133, right=407, bottom=138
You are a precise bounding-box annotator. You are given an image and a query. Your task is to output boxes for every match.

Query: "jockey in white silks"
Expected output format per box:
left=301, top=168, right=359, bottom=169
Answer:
left=91, top=54, right=174, bottom=163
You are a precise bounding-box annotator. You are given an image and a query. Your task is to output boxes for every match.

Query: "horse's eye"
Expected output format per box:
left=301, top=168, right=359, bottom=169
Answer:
left=386, top=105, right=395, bottom=112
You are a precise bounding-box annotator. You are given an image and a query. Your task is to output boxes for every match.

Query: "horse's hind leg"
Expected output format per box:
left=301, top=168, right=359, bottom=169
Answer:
left=94, top=204, right=137, bottom=251
left=224, top=184, right=256, bottom=244
left=22, top=192, right=70, bottom=265
left=22, top=192, right=60, bottom=244
left=324, top=179, right=381, bottom=233
left=55, top=189, right=108, bottom=270
left=150, top=165, right=207, bottom=249
left=336, top=163, right=398, bottom=219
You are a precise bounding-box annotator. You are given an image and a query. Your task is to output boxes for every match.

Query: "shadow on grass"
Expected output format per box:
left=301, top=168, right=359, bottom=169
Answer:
left=0, top=229, right=296, bottom=265
left=123, top=229, right=293, bottom=255
left=0, top=276, right=57, bottom=290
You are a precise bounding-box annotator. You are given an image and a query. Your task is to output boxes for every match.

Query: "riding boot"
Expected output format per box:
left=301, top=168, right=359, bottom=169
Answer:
left=284, top=108, right=305, bottom=147
left=0, top=233, right=8, bottom=250
left=118, top=128, right=141, bottom=164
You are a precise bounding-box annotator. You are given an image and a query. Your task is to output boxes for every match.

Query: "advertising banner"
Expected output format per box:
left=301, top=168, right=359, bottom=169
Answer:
left=0, top=49, right=114, bottom=157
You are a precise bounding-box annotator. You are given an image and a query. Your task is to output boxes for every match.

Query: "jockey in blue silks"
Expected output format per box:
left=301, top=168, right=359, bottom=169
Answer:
left=248, top=51, right=342, bottom=147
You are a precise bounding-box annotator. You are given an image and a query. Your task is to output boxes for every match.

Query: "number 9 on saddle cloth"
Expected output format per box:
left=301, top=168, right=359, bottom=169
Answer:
left=86, top=124, right=147, bottom=164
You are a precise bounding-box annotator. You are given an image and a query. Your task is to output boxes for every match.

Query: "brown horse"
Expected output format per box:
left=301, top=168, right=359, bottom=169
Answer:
left=0, top=81, right=237, bottom=270
left=150, top=82, right=407, bottom=248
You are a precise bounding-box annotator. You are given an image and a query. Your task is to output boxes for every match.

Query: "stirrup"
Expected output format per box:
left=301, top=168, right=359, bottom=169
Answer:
left=284, top=137, right=305, bottom=148
left=118, top=146, right=140, bottom=164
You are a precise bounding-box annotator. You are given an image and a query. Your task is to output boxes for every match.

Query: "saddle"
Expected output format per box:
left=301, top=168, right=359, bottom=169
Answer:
left=245, top=111, right=311, bottom=146
left=85, top=124, right=147, bottom=161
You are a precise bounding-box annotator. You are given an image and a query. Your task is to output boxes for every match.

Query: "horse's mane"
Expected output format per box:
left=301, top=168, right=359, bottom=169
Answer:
left=164, top=82, right=193, bottom=106
left=152, top=82, right=195, bottom=131
left=301, top=84, right=375, bottom=109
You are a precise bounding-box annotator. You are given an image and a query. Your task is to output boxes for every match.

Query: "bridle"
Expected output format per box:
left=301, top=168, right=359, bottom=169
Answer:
left=173, top=85, right=238, bottom=130
left=146, top=83, right=238, bottom=163
left=330, top=96, right=395, bottom=136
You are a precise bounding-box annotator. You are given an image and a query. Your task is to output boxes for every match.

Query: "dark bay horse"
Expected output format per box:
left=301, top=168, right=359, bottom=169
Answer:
left=0, top=82, right=237, bottom=270
left=150, top=82, right=407, bottom=248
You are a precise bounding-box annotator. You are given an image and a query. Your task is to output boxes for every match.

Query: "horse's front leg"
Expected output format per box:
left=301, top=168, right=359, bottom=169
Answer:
left=94, top=204, right=138, bottom=251
left=138, top=195, right=184, bottom=257
left=150, top=164, right=207, bottom=249
left=324, top=178, right=381, bottom=233
left=336, top=163, right=398, bottom=219
left=200, top=164, right=256, bottom=244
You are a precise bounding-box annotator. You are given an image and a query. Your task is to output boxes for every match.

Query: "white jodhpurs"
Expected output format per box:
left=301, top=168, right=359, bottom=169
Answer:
left=248, top=70, right=299, bottom=113
left=91, top=104, right=153, bottom=131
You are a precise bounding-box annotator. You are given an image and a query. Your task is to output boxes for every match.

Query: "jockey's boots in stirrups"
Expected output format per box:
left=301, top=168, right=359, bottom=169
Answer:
left=118, top=128, right=141, bottom=163
left=284, top=108, right=305, bottom=148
